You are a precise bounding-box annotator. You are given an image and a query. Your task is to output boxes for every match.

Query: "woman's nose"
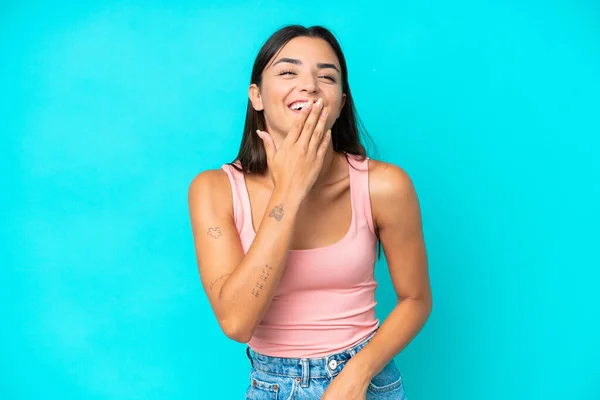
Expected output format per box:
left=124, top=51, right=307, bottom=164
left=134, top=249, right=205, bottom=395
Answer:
left=299, top=74, right=319, bottom=93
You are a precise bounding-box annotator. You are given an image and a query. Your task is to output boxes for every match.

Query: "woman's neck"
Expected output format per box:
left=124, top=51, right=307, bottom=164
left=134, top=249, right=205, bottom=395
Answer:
left=312, top=146, right=344, bottom=190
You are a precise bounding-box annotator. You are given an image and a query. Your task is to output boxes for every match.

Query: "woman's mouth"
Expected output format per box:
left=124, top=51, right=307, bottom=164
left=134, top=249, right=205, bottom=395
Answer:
left=288, top=100, right=311, bottom=113
left=288, top=99, right=327, bottom=113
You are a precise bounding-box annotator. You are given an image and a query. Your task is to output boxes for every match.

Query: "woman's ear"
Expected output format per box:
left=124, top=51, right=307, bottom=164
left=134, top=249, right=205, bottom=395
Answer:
left=249, top=84, right=264, bottom=111
left=337, top=93, right=347, bottom=118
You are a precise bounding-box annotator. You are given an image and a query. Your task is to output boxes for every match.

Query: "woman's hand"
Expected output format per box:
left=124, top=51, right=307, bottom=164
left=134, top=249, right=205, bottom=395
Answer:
left=321, top=365, right=369, bottom=400
left=256, top=98, right=331, bottom=200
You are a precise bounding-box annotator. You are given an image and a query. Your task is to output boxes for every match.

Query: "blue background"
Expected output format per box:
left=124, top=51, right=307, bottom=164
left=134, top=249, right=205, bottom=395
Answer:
left=2, top=1, right=599, bottom=399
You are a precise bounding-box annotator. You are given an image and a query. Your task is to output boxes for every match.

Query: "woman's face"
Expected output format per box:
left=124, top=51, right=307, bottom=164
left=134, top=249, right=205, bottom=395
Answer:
left=249, top=36, right=346, bottom=141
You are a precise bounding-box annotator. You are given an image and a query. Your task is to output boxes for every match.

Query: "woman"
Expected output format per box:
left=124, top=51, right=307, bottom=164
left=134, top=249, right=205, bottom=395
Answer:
left=188, top=25, right=432, bottom=400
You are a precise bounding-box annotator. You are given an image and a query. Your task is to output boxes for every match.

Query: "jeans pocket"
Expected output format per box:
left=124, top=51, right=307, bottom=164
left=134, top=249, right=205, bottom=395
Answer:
left=245, top=370, right=297, bottom=400
left=366, top=359, right=404, bottom=394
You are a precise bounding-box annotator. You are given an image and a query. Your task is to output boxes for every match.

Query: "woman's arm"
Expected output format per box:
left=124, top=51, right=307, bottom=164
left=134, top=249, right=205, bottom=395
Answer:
left=188, top=169, right=303, bottom=343
left=188, top=101, right=331, bottom=343
left=337, top=160, right=432, bottom=388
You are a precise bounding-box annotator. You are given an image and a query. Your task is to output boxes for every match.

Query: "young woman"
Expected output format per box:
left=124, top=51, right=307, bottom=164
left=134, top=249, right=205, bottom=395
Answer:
left=188, top=25, right=432, bottom=400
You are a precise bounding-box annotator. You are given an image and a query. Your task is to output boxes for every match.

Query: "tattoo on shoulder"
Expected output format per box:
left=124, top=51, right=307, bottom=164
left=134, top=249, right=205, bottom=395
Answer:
left=209, top=273, right=232, bottom=291
left=207, top=226, right=223, bottom=239
left=268, top=204, right=284, bottom=221
left=251, top=264, right=273, bottom=298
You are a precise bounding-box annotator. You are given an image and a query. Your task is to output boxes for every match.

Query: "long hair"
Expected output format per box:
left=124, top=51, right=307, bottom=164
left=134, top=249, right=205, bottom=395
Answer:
left=229, top=24, right=382, bottom=258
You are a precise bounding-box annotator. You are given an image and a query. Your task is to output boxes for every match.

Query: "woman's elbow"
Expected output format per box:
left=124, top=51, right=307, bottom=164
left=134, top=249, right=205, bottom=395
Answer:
left=220, top=317, right=254, bottom=343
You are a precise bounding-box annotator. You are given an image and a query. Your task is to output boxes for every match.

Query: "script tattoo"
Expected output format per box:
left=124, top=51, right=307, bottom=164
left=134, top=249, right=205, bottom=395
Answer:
left=251, top=264, right=273, bottom=298
left=268, top=204, right=284, bottom=221
left=209, top=273, right=232, bottom=291
left=207, top=226, right=223, bottom=239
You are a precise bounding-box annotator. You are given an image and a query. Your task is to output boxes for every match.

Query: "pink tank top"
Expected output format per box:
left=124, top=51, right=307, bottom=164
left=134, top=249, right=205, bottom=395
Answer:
left=221, top=153, right=380, bottom=358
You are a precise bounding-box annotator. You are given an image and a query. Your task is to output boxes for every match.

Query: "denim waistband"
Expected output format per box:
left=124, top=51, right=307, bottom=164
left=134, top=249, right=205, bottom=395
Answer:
left=245, top=329, right=378, bottom=386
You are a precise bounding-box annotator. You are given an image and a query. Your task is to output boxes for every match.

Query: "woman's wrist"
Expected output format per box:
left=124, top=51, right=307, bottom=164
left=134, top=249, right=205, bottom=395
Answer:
left=271, top=185, right=305, bottom=211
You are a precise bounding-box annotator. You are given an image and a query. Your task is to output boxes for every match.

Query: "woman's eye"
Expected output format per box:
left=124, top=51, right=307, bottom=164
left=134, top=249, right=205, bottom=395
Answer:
left=277, top=70, right=336, bottom=82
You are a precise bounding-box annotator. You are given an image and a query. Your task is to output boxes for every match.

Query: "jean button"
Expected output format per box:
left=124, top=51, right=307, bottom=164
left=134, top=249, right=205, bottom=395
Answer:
left=328, top=359, right=338, bottom=370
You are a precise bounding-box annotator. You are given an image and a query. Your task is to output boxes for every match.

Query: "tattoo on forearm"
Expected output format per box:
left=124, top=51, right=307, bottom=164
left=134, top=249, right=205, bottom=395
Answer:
left=209, top=273, right=232, bottom=291
left=207, top=226, right=223, bottom=239
left=269, top=204, right=284, bottom=221
left=251, top=264, right=273, bottom=297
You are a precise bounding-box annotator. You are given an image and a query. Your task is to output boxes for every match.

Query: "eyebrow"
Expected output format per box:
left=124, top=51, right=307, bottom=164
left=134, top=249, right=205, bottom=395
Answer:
left=272, top=57, right=340, bottom=73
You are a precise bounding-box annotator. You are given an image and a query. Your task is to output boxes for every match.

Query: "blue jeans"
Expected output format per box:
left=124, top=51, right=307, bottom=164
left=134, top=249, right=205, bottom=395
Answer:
left=244, top=331, right=408, bottom=399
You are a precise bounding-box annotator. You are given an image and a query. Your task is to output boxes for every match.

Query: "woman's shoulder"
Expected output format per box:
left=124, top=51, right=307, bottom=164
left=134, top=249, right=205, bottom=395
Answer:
left=366, top=158, right=417, bottom=205
left=187, top=167, right=234, bottom=210
left=367, top=158, right=411, bottom=180
left=188, top=166, right=230, bottom=189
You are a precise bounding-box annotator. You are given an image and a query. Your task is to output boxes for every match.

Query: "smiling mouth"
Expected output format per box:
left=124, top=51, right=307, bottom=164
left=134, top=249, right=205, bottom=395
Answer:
left=288, top=100, right=325, bottom=112
left=289, top=101, right=310, bottom=111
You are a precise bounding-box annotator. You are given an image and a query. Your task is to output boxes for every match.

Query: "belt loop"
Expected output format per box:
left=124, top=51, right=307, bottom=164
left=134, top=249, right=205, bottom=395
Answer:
left=246, top=347, right=254, bottom=368
left=300, top=359, right=310, bottom=388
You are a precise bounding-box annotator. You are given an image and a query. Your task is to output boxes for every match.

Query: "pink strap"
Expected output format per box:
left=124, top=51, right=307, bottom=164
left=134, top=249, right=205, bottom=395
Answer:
left=220, top=163, right=248, bottom=234
left=347, top=154, right=376, bottom=234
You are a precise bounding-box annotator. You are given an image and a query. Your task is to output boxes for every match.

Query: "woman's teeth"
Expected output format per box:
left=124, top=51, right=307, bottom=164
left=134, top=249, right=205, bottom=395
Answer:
left=290, top=101, right=309, bottom=110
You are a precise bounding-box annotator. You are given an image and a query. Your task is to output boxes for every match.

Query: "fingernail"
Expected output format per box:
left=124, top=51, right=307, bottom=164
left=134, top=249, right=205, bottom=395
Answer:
left=306, top=99, right=314, bottom=110
left=322, top=106, right=328, bottom=117
left=256, top=129, right=262, bottom=137
left=316, top=98, right=323, bottom=108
